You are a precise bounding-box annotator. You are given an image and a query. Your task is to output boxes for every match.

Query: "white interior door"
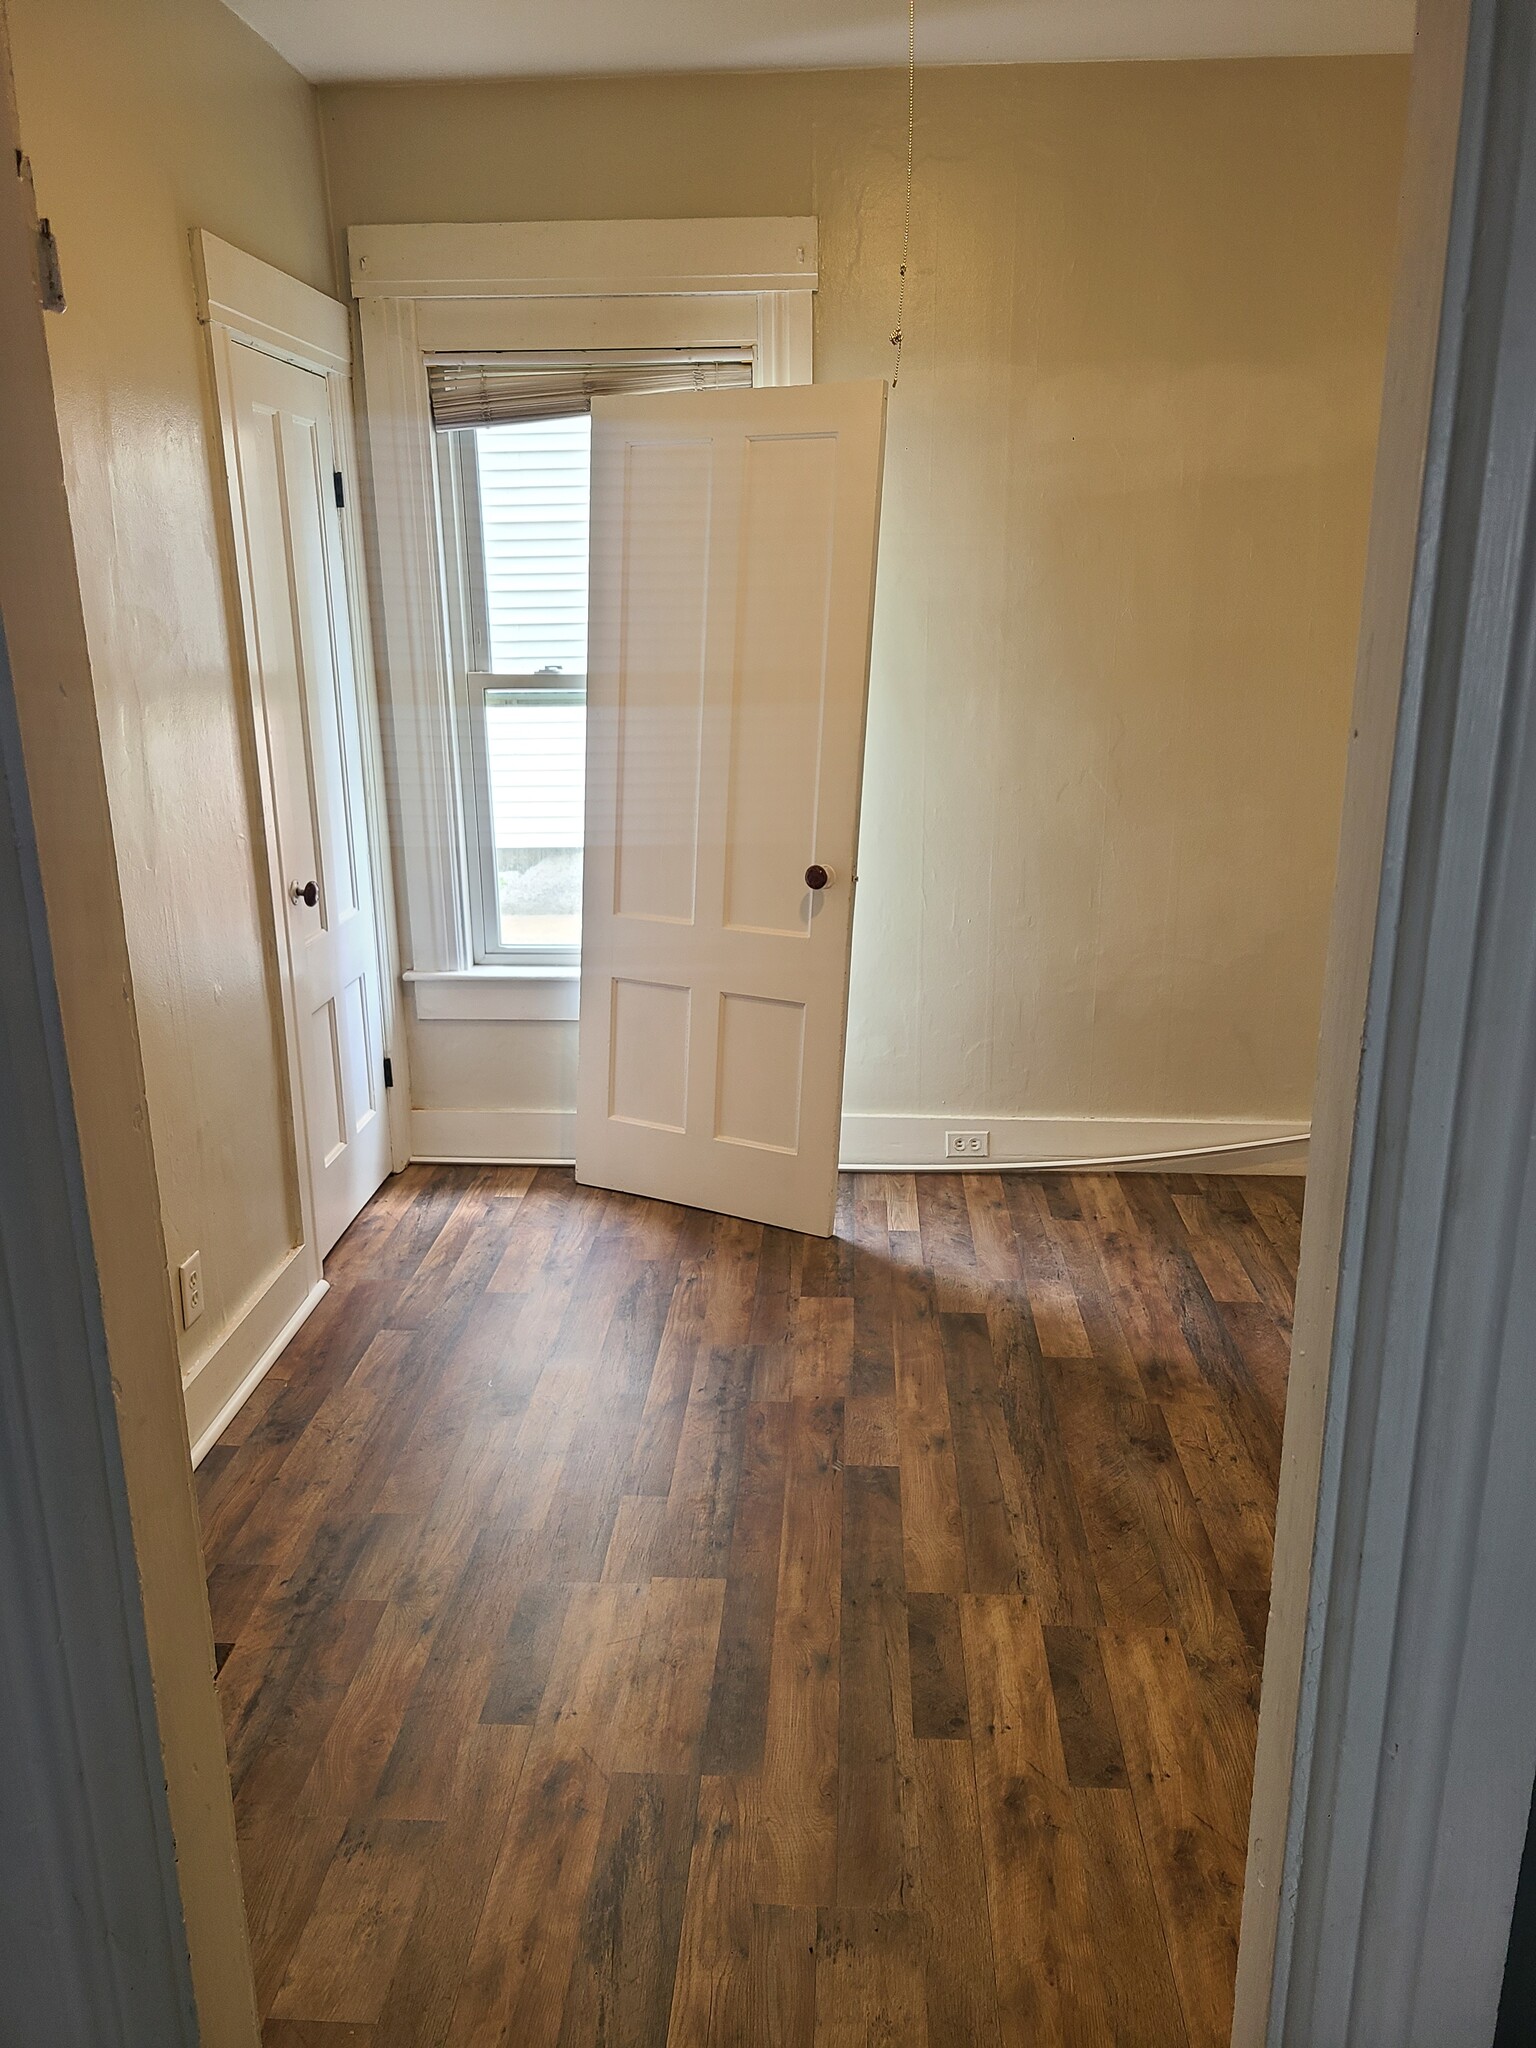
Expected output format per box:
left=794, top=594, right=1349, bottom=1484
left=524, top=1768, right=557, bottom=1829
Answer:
left=575, top=378, right=887, bottom=1235
left=227, top=340, right=391, bottom=1255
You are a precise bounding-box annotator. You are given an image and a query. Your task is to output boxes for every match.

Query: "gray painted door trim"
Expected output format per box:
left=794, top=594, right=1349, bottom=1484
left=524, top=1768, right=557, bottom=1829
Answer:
left=0, top=610, right=198, bottom=2039
left=1269, top=3, right=1536, bottom=2039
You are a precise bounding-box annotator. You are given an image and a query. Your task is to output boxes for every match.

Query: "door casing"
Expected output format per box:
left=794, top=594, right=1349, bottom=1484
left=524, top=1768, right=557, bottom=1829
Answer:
left=194, top=234, right=409, bottom=1334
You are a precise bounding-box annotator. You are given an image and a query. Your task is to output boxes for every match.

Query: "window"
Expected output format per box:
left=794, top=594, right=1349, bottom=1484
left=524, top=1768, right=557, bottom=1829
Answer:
left=434, top=350, right=753, bottom=967
left=446, top=415, right=591, bottom=963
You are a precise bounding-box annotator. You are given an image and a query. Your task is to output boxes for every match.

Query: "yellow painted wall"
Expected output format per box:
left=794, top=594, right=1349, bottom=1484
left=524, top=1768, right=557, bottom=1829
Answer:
left=7, top=0, right=333, bottom=1377
left=323, top=58, right=1409, bottom=1134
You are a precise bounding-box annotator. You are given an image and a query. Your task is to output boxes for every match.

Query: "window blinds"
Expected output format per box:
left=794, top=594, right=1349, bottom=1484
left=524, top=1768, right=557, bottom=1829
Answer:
left=427, top=350, right=754, bottom=429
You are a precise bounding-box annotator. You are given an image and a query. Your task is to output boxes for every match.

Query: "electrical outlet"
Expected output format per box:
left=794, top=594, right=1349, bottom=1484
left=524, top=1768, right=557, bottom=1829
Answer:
left=178, top=1251, right=204, bottom=1329
left=945, top=1130, right=990, bottom=1160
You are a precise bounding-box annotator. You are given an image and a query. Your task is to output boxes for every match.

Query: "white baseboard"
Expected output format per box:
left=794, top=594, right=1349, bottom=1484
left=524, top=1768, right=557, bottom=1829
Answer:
left=412, top=1106, right=576, bottom=1164
left=183, top=1251, right=326, bottom=1466
left=410, top=1106, right=1308, bottom=1176
left=839, top=1114, right=1309, bottom=1175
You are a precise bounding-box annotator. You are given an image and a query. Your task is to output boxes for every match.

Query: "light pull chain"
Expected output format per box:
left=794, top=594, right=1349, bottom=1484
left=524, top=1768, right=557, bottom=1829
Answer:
left=890, top=0, right=915, bottom=387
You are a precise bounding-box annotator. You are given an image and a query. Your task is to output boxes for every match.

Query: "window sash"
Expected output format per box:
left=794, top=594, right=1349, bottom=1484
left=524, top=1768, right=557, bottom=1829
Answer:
left=438, top=430, right=587, bottom=964
left=437, top=344, right=757, bottom=966
left=460, top=673, right=585, bottom=967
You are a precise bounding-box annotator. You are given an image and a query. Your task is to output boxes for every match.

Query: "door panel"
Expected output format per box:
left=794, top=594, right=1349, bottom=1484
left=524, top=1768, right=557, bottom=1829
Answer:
left=576, top=380, right=887, bottom=1236
left=612, top=439, right=712, bottom=926
left=228, top=341, right=390, bottom=1255
left=609, top=977, right=692, bottom=1130
left=724, top=432, right=839, bottom=938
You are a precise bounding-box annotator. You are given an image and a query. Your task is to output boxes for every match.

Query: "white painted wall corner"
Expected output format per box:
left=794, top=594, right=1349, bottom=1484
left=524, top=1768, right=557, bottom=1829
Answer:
left=182, top=1255, right=327, bottom=1465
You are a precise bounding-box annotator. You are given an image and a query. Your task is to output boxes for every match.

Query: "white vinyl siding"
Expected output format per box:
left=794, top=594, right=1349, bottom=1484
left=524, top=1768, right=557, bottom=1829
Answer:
left=476, top=416, right=591, bottom=675
left=485, top=694, right=586, bottom=849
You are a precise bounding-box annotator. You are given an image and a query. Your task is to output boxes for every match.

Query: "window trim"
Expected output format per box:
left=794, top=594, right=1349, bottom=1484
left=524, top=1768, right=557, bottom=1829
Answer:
left=352, top=219, right=815, bottom=988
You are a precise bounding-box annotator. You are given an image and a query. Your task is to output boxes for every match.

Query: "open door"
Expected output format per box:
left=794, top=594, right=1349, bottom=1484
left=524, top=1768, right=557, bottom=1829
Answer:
left=575, top=379, right=886, bottom=1235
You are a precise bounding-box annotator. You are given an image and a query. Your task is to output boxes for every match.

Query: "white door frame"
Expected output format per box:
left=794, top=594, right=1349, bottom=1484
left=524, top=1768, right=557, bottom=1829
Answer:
left=1237, top=0, right=1536, bottom=2039
left=1, top=42, right=259, bottom=2036
left=348, top=216, right=817, bottom=1002
left=192, top=233, right=412, bottom=1257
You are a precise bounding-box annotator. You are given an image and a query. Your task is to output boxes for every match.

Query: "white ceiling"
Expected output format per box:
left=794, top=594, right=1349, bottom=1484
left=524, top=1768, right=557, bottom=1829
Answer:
left=223, top=0, right=1415, bottom=85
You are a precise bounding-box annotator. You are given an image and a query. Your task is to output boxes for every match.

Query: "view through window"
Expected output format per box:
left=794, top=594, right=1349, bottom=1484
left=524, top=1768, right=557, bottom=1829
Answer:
left=472, top=414, right=590, bottom=952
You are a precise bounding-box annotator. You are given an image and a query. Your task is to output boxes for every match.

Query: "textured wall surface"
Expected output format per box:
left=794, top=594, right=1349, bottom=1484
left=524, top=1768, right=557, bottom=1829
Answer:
left=324, top=57, right=1408, bottom=1132
left=9, top=0, right=334, bottom=1373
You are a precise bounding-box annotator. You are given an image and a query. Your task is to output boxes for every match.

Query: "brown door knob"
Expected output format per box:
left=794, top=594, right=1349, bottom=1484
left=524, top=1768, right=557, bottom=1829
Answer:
left=290, top=880, right=318, bottom=907
left=804, top=864, right=831, bottom=891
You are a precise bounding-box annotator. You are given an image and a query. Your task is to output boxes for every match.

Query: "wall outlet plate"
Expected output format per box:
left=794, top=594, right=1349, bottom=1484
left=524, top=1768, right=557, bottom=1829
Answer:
left=945, top=1130, right=990, bottom=1160
left=178, top=1251, right=204, bottom=1329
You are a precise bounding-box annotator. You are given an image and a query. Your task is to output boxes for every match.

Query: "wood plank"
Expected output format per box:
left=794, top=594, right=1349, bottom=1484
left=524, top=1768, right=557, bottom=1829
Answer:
left=1162, top=1390, right=1277, bottom=1593
left=916, top=1175, right=984, bottom=1313
left=237, top=1806, right=349, bottom=2016
left=653, top=1341, right=752, bottom=1580
left=851, top=1178, right=897, bottom=1400
left=940, top=1311, right=1021, bottom=1594
left=1219, top=1301, right=1293, bottom=1440
left=1100, top=1625, right=1251, bottom=2048
left=907, top=1592, right=970, bottom=1741
left=884, top=1174, right=920, bottom=1234
left=942, top=1307, right=1102, bottom=1622
left=1041, top=1625, right=1129, bottom=1790
left=1117, top=1175, right=1283, bottom=1476
left=1004, top=1180, right=1093, bottom=1359
left=791, top=1293, right=853, bottom=1402
left=747, top=1227, right=801, bottom=1401
left=753, top=1396, right=843, bottom=1908
left=836, top=1464, right=917, bottom=1910
left=1170, top=1185, right=1262, bottom=1304
left=813, top=1909, right=928, bottom=2047
left=228, top=1598, right=384, bottom=1820
left=372, top=1521, right=538, bottom=1822
left=891, top=1259, right=968, bottom=1595
left=742, top=1905, right=818, bottom=2046
left=698, top=1402, right=788, bottom=1775
left=912, top=1740, right=1000, bottom=2048
left=1046, top=1375, right=1176, bottom=1629
left=987, top=1302, right=1105, bottom=1625
left=609, top=1576, right=727, bottom=1775
left=843, top=1392, right=898, bottom=1466
left=961, top=1593, right=1111, bottom=2046
left=299, top=1599, right=440, bottom=1815
left=268, top=1817, right=437, bottom=2026
left=556, top=1773, right=697, bottom=2048
left=1071, top=1176, right=1207, bottom=1403
left=448, top=1580, right=649, bottom=2048
left=371, top=1722, right=532, bottom=2048
left=1071, top=1783, right=1189, bottom=2045
left=664, top=1776, right=756, bottom=2047
left=479, top=1580, right=573, bottom=1727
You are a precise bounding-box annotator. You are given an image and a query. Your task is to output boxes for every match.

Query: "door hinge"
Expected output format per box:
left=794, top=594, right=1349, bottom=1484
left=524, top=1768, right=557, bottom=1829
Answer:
left=333, top=470, right=345, bottom=510
left=15, top=152, right=64, bottom=312
left=383, top=1055, right=394, bottom=1089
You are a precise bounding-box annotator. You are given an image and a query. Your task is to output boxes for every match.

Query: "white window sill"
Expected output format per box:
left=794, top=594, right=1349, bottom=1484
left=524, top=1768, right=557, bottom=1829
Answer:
left=403, top=967, right=580, bottom=1022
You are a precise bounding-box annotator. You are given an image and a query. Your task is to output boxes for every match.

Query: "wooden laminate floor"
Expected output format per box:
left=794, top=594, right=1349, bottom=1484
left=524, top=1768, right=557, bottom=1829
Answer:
left=197, top=1164, right=1298, bottom=2048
